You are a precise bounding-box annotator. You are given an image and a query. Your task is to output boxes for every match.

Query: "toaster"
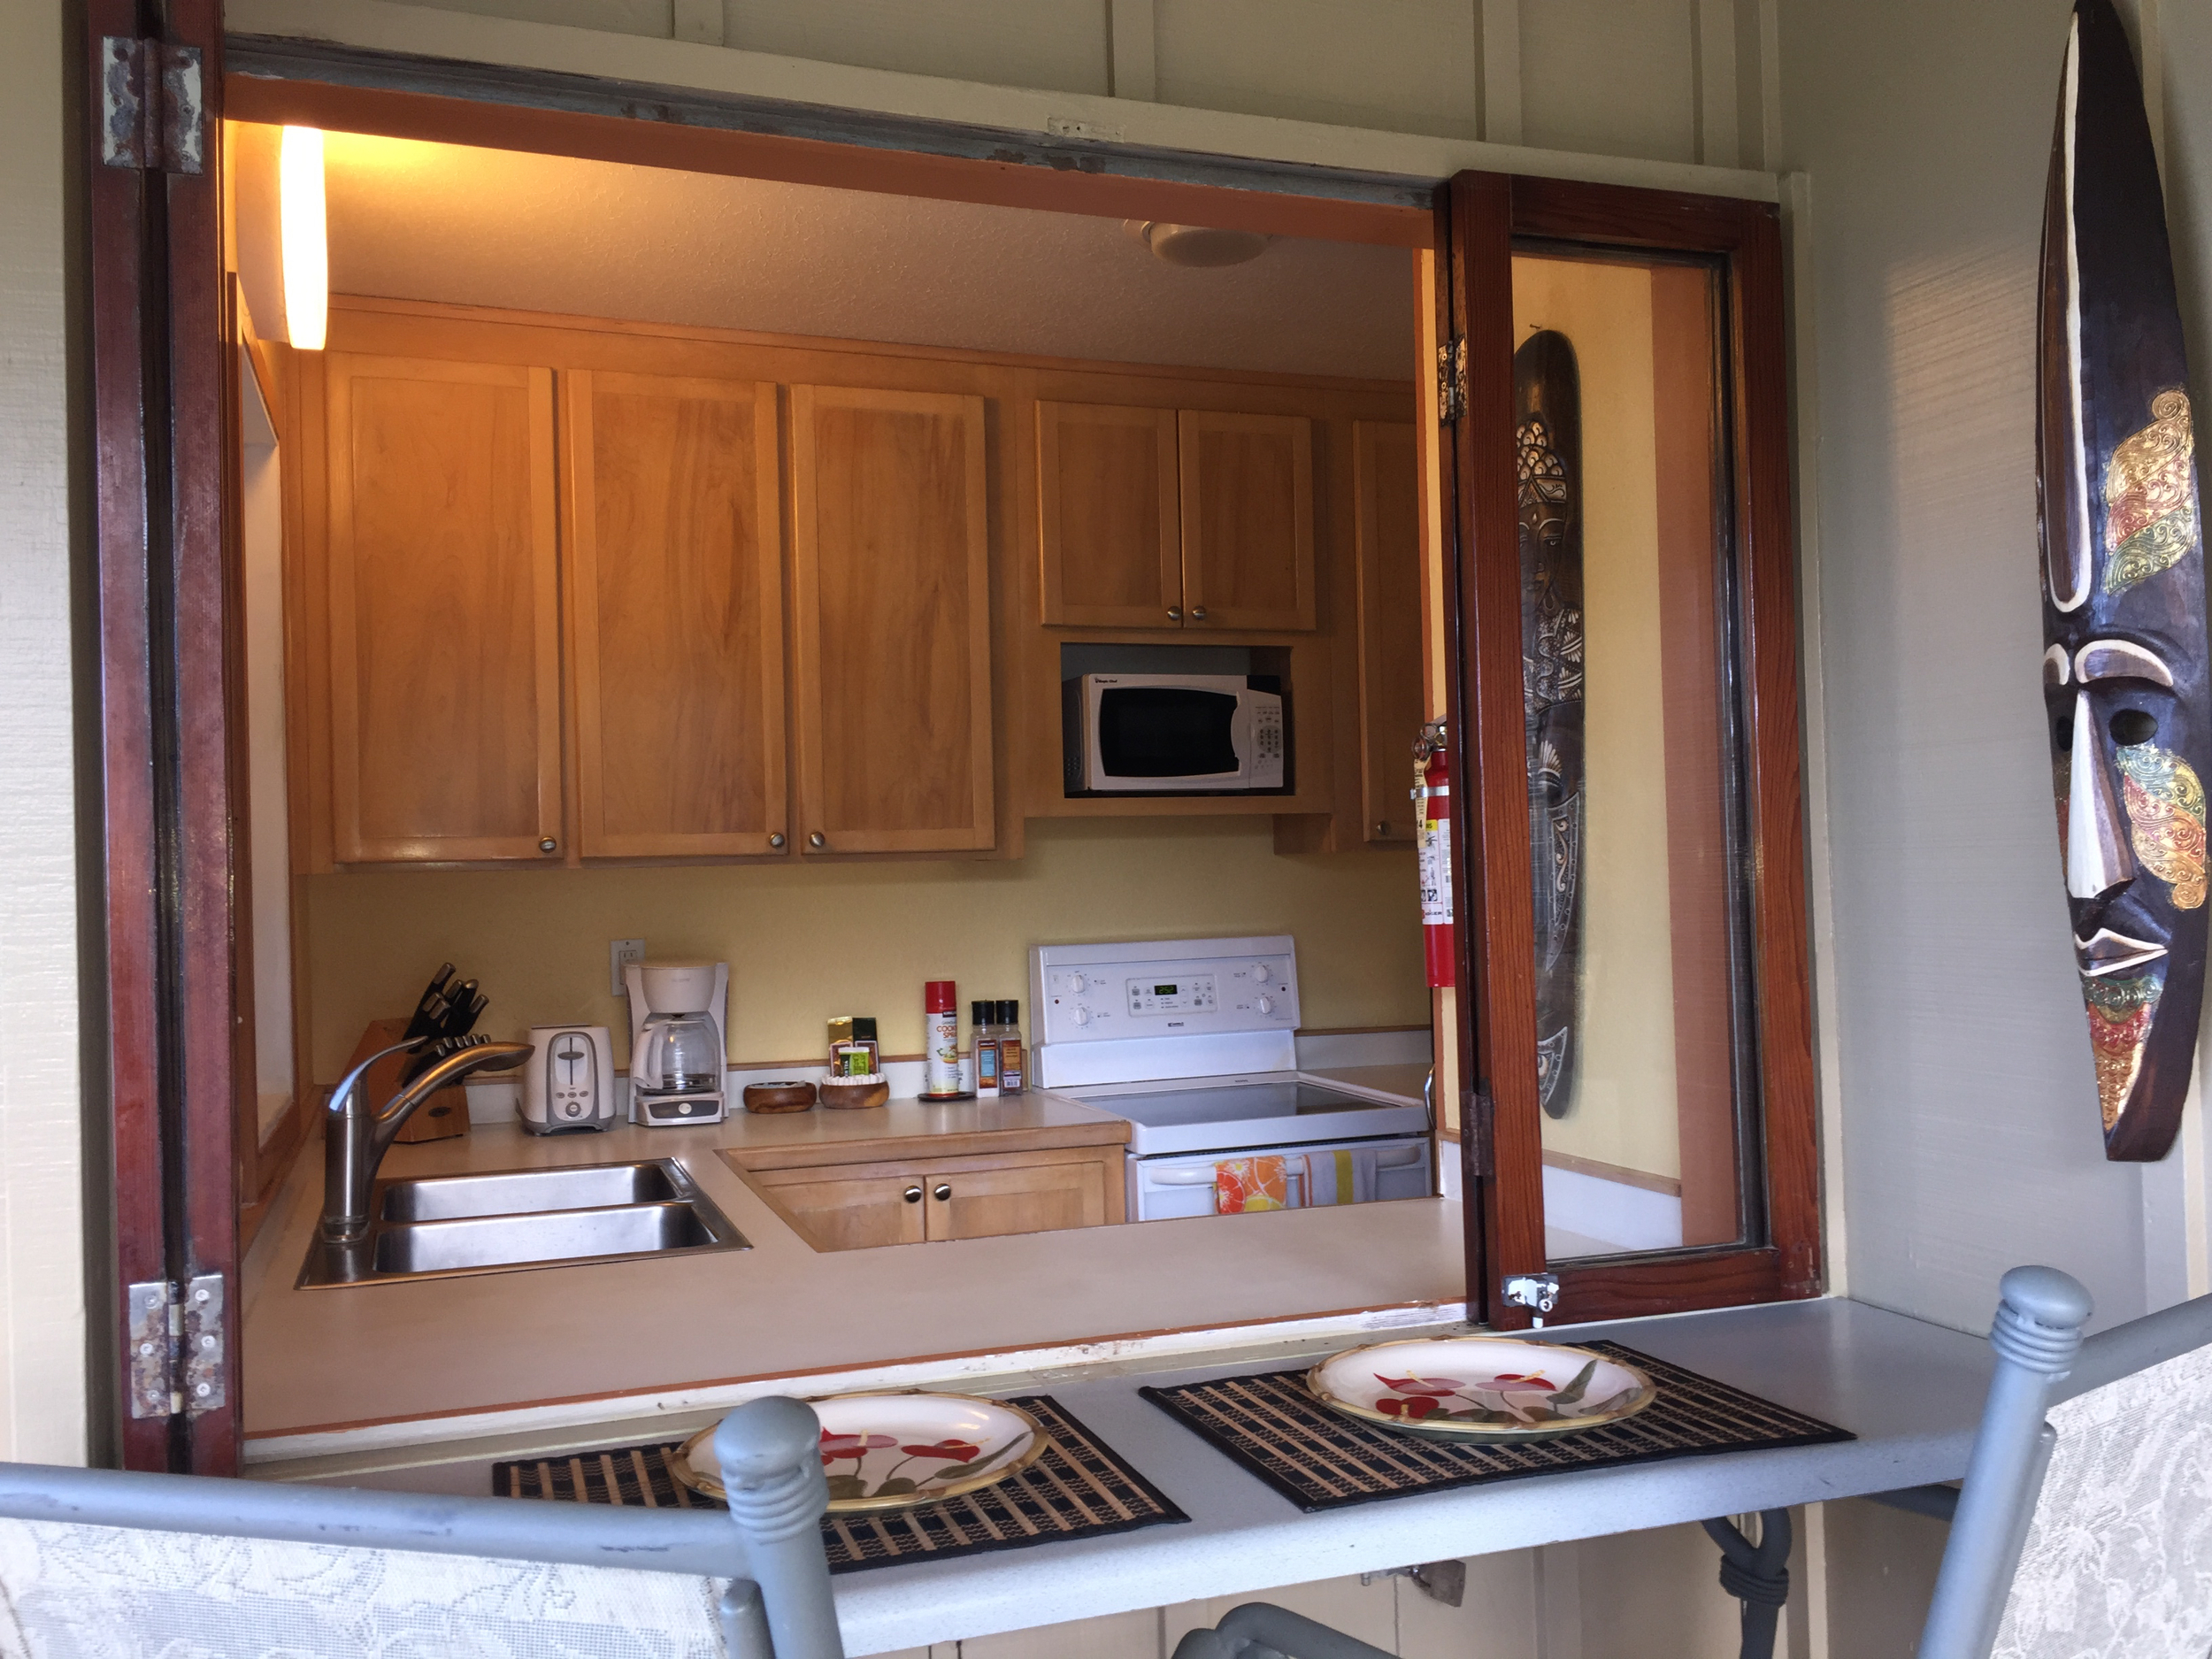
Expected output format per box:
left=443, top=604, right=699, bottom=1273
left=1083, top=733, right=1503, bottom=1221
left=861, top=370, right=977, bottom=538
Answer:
left=521, top=1025, right=616, bottom=1133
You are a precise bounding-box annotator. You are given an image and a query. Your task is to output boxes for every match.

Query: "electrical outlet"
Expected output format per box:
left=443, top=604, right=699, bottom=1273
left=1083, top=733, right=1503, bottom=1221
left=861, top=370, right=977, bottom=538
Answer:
left=610, top=938, right=645, bottom=998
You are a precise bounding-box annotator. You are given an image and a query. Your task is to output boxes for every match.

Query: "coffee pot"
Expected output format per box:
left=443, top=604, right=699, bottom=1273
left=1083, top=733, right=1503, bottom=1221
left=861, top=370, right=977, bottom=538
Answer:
left=624, top=960, right=729, bottom=1125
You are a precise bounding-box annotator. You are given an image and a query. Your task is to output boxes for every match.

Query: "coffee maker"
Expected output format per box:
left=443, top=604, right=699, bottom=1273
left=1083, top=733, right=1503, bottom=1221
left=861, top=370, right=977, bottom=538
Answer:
left=624, top=959, right=729, bottom=1125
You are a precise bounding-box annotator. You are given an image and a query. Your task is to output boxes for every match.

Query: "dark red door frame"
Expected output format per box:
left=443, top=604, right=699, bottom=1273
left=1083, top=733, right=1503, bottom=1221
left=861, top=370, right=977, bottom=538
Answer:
left=1442, top=172, right=1820, bottom=1330
left=84, top=0, right=240, bottom=1474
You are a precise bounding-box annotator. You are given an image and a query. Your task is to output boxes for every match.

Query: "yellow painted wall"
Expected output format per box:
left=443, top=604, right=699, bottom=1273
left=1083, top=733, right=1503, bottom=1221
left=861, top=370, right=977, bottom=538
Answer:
left=306, top=818, right=1424, bottom=1081
left=1511, top=256, right=1684, bottom=1181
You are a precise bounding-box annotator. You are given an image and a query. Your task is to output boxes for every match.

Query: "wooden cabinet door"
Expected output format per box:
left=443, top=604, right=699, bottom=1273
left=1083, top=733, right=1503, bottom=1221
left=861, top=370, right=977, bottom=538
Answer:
left=750, top=1168, right=928, bottom=1252
left=923, top=1156, right=1112, bottom=1240
left=1354, top=420, right=1425, bottom=843
left=1178, top=410, right=1317, bottom=632
left=325, top=355, right=562, bottom=863
left=565, top=371, right=787, bottom=858
left=790, top=385, right=995, bottom=854
left=1036, top=402, right=1181, bottom=628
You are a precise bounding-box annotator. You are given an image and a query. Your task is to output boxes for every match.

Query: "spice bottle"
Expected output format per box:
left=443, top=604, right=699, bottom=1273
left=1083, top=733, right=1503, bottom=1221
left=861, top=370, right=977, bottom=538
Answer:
left=923, top=980, right=961, bottom=1099
left=995, top=999, right=1025, bottom=1095
left=972, top=999, right=1001, bottom=1097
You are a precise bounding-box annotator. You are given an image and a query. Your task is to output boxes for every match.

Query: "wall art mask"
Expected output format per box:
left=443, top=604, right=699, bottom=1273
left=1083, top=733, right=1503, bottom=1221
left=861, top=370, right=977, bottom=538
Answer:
left=2039, top=0, right=2210, bottom=1160
left=1516, top=329, right=1586, bottom=1119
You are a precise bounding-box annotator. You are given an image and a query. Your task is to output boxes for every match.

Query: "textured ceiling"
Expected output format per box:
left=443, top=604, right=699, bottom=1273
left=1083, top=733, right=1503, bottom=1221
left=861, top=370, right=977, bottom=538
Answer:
left=316, top=132, right=1417, bottom=380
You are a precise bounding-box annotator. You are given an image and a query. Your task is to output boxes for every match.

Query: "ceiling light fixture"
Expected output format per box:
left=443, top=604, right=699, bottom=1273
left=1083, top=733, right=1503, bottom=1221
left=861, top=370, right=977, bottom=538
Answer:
left=279, top=126, right=328, bottom=351
left=1124, top=219, right=1271, bottom=268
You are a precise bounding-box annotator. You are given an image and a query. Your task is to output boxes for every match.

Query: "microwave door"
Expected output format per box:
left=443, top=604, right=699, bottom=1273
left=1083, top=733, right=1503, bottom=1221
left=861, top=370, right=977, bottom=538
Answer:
left=1089, top=685, right=1244, bottom=791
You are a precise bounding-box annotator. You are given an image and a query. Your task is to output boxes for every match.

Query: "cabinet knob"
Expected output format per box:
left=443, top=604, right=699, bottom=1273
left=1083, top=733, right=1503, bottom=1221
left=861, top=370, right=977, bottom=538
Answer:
left=1189, top=606, right=1208, bottom=621
left=1166, top=607, right=1182, bottom=622
left=903, top=1186, right=924, bottom=1203
left=538, top=836, right=558, bottom=855
left=933, top=1184, right=952, bottom=1202
left=768, top=833, right=787, bottom=849
left=809, top=831, right=826, bottom=849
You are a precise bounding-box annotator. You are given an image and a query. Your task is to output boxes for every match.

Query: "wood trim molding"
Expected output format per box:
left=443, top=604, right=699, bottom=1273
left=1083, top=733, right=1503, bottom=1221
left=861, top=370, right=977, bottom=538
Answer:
left=1541, top=1148, right=1684, bottom=1199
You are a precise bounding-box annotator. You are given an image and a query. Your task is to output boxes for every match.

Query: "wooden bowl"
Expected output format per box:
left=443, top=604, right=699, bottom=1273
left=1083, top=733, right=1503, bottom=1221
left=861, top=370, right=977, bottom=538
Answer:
left=818, top=1078, right=890, bottom=1111
left=743, top=1079, right=817, bottom=1114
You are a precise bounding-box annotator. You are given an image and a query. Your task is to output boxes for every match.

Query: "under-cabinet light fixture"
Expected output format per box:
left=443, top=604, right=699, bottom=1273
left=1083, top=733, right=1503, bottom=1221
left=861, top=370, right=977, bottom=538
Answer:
left=279, top=126, right=327, bottom=352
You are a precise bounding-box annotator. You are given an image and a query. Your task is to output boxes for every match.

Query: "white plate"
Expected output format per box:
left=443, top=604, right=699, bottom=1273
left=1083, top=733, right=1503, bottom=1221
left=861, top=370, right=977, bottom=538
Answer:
left=1307, top=1336, right=1656, bottom=1441
left=672, top=1392, right=1047, bottom=1512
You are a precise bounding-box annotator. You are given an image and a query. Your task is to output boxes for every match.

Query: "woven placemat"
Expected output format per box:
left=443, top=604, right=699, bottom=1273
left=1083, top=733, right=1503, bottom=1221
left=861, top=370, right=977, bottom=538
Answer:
left=1140, top=1340, right=1854, bottom=1512
left=494, top=1394, right=1187, bottom=1573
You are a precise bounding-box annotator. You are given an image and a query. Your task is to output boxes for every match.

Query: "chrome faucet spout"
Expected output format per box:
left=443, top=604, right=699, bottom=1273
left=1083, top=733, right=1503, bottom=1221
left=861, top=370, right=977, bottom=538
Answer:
left=319, top=1037, right=533, bottom=1244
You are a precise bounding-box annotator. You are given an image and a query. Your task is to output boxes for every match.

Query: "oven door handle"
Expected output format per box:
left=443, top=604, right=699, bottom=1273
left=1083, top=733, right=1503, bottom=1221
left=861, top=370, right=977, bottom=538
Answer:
left=1143, top=1166, right=1225, bottom=1187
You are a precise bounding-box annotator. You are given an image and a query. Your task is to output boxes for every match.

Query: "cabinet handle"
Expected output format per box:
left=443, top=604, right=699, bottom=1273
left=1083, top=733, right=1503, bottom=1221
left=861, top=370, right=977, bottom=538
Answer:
left=933, top=1184, right=952, bottom=1202
left=809, top=831, right=826, bottom=849
left=1166, top=607, right=1182, bottom=622
left=537, top=836, right=558, bottom=855
left=768, top=833, right=786, bottom=849
left=1189, top=606, right=1208, bottom=621
left=903, top=1186, right=923, bottom=1203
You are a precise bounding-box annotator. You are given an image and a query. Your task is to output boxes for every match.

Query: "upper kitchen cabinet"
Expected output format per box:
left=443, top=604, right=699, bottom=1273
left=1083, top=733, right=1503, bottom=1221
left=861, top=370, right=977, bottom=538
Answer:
left=1178, top=411, right=1317, bottom=632
left=324, top=354, right=563, bottom=864
left=1034, top=403, right=1317, bottom=632
left=563, top=371, right=787, bottom=859
left=789, top=385, right=995, bottom=855
left=1035, top=402, right=1180, bottom=627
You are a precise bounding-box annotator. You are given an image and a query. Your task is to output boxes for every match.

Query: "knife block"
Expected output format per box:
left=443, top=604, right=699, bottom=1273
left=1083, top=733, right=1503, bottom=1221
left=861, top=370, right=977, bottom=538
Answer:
left=346, top=1018, right=472, bottom=1144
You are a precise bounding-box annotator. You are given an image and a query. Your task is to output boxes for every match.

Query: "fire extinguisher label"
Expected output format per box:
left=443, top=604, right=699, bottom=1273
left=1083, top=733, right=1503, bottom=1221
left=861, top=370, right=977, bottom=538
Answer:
left=1419, top=819, right=1452, bottom=925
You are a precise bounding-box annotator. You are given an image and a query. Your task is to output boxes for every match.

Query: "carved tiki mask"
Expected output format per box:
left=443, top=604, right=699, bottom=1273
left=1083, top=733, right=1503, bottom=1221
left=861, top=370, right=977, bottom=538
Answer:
left=1516, top=330, right=1586, bottom=1119
left=2039, top=0, right=2210, bottom=1160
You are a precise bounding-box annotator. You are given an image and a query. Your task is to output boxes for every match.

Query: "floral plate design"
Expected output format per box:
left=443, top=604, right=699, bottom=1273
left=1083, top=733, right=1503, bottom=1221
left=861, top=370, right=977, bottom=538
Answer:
left=1307, top=1336, right=1656, bottom=1442
left=672, top=1391, right=1048, bottom=1513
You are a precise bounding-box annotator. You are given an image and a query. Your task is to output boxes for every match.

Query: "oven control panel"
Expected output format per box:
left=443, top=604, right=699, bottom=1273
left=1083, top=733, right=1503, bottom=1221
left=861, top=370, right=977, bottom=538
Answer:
left=1030, top=937, right=1301, bottom=1047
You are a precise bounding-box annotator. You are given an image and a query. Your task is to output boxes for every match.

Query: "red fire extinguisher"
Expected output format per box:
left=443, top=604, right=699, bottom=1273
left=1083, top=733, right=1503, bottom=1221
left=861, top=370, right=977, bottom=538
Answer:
left=1415, top=720, right=1455, bottom=989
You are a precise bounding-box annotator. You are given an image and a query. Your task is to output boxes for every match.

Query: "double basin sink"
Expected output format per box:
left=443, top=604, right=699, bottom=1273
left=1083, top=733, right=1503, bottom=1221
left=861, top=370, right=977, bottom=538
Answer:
left=298, top=1158, right=749, bottom=1288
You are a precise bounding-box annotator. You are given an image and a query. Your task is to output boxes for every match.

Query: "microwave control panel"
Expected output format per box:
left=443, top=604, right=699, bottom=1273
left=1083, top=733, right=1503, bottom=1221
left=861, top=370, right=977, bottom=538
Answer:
left=1031, top=937, right=1301, bottom=1045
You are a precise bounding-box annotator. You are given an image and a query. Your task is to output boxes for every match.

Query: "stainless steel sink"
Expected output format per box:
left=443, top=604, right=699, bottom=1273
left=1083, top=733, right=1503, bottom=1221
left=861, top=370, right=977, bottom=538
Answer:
left=298, top=1157, right=747, bottom=1288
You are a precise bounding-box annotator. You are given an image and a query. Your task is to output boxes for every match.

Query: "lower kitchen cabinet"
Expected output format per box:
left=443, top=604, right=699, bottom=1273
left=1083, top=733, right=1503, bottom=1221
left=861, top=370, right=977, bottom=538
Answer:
left=746, top=1147, right=1125, bottom=1252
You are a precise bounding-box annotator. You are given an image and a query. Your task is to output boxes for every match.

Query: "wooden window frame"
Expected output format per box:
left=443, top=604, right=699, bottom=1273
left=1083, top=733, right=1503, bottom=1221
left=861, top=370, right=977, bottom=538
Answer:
left=1439, top=172, right=1820, bottom=1330
left=85, top=31, right=1812, bottom=1471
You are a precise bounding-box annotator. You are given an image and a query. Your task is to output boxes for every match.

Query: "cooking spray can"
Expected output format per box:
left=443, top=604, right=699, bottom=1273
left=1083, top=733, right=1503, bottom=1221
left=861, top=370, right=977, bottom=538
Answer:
left=923, top=980, right=962, bottom=1099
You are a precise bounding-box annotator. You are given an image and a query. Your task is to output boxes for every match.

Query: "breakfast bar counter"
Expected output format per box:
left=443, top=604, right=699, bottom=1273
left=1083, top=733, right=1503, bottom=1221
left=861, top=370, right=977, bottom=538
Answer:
left=239, top=1105, right=1467, bottom=1462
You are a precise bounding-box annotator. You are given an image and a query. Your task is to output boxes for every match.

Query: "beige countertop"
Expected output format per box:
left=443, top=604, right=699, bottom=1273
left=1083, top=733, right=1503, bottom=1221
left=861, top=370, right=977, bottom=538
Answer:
left=241, top=1086, right=1461, bottom=1457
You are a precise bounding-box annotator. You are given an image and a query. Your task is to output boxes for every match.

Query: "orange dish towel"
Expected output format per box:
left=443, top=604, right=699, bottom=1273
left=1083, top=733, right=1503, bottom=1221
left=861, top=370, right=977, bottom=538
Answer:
left=1215, top=1156, right=1291, bottom=1214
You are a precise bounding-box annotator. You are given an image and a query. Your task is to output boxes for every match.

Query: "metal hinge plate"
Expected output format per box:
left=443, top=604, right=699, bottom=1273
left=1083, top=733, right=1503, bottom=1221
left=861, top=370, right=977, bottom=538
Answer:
left=99, top=37, right=204, bottom=174
left=1437, top=334, right=1468, bottom=424
left=1502, top=1271, right=1560, bottom=1317
left=125, top=1274, right=227, bottom=1419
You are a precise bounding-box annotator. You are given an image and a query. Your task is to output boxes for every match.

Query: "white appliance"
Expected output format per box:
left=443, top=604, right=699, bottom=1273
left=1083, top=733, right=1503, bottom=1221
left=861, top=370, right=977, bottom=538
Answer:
left=625, top=960, right=729, bottom=1126
left=521, top=1024, right=615, bottom=1133
left=1030, top=935, right=1432, bottom=1221
left=1063, top=674, right=1286, bottom=795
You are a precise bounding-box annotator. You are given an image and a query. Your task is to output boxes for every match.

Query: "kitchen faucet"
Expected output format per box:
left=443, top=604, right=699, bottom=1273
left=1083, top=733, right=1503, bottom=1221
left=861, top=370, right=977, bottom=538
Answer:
left=320, top=1035, right=534, bottom=1244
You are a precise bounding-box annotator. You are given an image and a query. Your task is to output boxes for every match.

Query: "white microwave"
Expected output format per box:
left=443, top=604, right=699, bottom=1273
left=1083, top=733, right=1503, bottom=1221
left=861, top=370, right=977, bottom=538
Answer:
left=1063, top=673, right=1286, bottom=794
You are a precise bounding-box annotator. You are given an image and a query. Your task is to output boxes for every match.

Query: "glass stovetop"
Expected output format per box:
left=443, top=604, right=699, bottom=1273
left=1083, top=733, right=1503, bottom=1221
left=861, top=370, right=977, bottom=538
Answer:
left=1071, top=1079, right=1390, bottom=1128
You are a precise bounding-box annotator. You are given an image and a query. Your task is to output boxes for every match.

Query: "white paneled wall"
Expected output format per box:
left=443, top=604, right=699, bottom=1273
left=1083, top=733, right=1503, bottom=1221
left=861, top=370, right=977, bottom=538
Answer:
left=325, top=0, right=1775, bottom=172
left=0, top=0, right=84, bottom=1468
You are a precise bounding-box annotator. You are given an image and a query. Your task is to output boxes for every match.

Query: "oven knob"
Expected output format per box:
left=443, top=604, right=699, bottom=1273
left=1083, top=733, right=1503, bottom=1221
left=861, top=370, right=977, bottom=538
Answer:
left=1066, top=972, right=1089, bottom=994
left=1250, top=963, right=1272, bottom=983
left=1071, top=1005, right=1092, bottom=1026
left=1255, top=994, right=1278, bottom=1018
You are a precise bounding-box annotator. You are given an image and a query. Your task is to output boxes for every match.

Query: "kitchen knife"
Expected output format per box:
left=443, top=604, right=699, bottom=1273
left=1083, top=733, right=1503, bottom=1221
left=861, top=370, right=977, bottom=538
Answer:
left=441, top=980, right=480, bottom=1038
left=403, top=964, right=457, bottom=1040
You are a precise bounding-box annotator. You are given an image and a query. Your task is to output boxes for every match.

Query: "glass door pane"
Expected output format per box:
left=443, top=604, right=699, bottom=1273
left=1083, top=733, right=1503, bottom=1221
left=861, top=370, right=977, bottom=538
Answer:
left=1510, top=250, right=1755, bottom=1263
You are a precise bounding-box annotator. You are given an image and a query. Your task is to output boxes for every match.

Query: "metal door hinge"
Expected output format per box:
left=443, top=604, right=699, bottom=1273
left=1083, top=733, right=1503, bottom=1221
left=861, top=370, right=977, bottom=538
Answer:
left=99, top=37, right=204, bottom=174
left=1463, top=1087, right=1493, bottom=1178
left=126, top=1274, right=226, bottom=1419
left=1437, top=334, right=1468, bottom=424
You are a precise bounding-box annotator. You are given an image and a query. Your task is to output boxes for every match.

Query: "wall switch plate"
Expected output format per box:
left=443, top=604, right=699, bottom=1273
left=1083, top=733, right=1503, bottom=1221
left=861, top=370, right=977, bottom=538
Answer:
left=610, top=938, right=645, bottom=997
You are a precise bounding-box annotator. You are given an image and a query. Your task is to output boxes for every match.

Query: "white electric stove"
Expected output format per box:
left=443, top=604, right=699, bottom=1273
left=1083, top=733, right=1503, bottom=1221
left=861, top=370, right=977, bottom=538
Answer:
left=1031, top=935, right=1432, bottom=1220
